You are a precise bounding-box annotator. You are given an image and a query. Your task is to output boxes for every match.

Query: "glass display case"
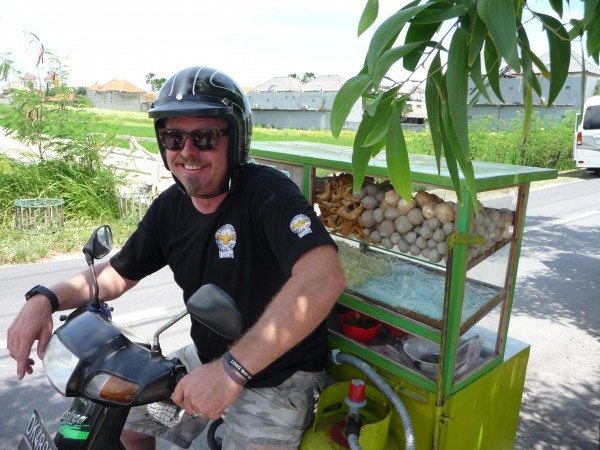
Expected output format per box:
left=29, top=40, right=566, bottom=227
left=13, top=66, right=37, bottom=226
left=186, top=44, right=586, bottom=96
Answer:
left=250, top=141, right=557, bottom=449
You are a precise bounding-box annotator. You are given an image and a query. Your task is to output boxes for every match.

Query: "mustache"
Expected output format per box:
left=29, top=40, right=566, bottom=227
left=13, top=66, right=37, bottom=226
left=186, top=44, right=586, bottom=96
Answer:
left=173, top=156, right=211, bottom=166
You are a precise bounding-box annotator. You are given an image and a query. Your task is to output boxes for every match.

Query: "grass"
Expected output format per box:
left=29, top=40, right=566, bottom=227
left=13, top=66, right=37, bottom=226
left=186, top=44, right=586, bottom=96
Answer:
left=0, top=218, right=138, bottom=265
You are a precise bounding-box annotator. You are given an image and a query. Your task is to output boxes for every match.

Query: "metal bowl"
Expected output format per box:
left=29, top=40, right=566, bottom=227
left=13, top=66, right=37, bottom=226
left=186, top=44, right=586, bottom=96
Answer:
left=402, top=336, right=468, bottom=377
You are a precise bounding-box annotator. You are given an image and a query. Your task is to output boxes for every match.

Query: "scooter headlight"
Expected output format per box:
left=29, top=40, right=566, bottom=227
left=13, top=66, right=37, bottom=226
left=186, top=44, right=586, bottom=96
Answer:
left=42, top=335, right=80, bottom=395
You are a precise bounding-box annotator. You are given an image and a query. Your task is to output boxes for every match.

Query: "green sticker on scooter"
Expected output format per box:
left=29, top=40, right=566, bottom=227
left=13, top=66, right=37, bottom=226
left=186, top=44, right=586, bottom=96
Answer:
left=59, top=424, right=90, bottom=440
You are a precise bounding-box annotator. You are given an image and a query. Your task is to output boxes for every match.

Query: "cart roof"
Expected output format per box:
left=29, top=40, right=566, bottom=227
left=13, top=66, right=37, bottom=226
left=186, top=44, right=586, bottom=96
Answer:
left=250, top=141, right=558, bottom=191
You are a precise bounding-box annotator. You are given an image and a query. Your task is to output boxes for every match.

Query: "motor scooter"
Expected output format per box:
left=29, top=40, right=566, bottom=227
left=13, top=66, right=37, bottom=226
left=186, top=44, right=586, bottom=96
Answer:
left=18, top=225, right=242, bottom=450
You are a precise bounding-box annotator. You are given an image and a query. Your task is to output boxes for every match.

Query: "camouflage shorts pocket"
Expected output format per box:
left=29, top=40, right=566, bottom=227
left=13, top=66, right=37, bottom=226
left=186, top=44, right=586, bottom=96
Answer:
left=221, top=370, right=325, bottom=449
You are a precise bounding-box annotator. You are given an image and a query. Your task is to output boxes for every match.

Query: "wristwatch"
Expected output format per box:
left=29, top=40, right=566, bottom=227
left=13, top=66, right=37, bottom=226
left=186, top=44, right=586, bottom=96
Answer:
left=25, top=285, right=59, bottom=313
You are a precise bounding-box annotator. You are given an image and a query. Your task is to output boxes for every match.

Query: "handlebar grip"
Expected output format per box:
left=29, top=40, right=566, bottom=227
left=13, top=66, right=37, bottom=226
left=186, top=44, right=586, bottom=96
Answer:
left=172, top=359, right=188, bottom=385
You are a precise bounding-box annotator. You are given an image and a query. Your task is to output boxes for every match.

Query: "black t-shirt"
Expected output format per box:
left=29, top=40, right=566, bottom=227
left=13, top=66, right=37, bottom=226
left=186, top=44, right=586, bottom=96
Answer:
left=110, top=164, right=336, bottom=388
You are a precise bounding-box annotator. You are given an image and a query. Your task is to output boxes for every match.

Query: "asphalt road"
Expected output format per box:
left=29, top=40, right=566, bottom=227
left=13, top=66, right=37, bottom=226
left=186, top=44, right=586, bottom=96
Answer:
left=0, top=173, right=598, bottom=450
left=508, top=174, right=599, bottom=449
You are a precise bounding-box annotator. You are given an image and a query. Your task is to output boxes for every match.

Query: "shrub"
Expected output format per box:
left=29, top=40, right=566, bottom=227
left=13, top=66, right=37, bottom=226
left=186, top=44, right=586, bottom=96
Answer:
left=0, top=158, right=120, bottom=226
left=468, top=111, right=576, bottom=170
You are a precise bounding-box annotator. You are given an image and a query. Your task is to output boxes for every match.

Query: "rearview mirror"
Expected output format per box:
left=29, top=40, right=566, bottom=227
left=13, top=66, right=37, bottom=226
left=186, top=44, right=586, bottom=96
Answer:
left=187, top=284, right=242, bottom=341
left=83, top=225, right=113, bottom=261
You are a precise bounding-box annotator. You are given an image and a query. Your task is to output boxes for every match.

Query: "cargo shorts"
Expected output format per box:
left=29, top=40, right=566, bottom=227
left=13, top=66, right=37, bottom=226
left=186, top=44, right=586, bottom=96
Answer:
left=124, top=344, right=325, bottom=449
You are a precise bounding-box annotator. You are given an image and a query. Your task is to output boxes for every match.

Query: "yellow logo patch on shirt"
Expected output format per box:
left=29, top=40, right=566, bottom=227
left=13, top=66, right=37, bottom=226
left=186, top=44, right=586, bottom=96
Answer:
left=290, top=214, right=312, bottom=238
left=215, top=224, right=237, bottom=258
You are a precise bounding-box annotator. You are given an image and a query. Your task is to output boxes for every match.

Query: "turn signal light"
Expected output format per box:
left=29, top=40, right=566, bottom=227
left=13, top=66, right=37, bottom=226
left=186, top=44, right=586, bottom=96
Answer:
left=84, top=373, right=139, bottom=405
left=576, top=131, right=582, bottom=146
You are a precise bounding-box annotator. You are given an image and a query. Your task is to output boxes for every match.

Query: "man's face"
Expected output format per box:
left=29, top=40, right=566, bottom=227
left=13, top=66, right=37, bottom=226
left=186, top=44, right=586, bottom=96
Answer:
left=162, top=116, right=229, bottom=198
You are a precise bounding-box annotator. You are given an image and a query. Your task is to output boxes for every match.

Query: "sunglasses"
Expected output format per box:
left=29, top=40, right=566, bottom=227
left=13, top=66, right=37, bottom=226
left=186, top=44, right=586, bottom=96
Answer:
left=158, top=128, right=228, bottom=151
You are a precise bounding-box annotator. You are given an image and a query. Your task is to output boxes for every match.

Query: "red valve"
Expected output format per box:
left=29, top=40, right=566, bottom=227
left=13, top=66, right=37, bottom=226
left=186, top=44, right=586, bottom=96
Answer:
left=347, top=379, right=366, bottom=403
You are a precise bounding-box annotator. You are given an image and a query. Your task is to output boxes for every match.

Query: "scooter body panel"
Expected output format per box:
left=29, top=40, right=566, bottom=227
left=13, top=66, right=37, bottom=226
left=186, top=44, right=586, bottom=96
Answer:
left=53, top=397, right=128, bottom=450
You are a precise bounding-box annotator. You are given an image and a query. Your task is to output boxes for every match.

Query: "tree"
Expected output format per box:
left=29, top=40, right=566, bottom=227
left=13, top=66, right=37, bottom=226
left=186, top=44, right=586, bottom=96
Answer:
left=3, top=34, right=112, bottom=169
left=301, top=72, right=316, bottom=83
left=145, top=73, right=166, bottom=92
left=331, top=0, right=600, bottom=206
left=1, top=52, right=13, bottom=81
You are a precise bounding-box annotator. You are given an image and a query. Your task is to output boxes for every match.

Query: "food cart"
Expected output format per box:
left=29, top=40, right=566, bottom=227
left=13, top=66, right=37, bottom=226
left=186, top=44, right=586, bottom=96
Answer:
left=250, top=141, right=557, bottom=449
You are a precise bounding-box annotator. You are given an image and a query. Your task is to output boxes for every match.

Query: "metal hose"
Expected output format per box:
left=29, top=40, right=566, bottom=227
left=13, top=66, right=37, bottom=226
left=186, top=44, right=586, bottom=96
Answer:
left=331, top=350, right=416, bottom=450
left=347, top=432, right=362, bottom=449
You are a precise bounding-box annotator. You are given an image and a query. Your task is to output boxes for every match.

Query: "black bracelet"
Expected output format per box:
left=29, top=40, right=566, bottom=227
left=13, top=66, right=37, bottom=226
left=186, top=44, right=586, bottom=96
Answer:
left=25, top=285, right=59, bottom=313
left=222, top=351, right=253, bottom=382
left=221, top=358, right=248, bottom=386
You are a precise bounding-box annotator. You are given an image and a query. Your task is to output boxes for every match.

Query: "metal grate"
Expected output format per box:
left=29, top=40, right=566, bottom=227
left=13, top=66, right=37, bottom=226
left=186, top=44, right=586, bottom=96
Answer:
left=117, top=193, right=155, bottom=220
left=14, top=198, right=64, bottom=233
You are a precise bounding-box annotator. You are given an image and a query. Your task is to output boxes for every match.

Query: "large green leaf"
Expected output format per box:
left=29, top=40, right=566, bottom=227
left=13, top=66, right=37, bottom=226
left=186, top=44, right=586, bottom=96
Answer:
left=517, top=19, right=533, bottom=80
left=532, top=72, right=543, bottom=97
left=517, top=23, right=543, bottom=99
left=366, top=2, right=431, bottom=72
left=548, top=0, right=563, bottom=18
left=352, top=112, right=377, bottom=192
left=436, top=83, right=463, bottom=205
left=585, top=6, right=600, bottom=62
left=370, top=138, right=386, bottom=157
left=330, top=74, right=372, bottom=138
left=410, top=3, right=472, bottom=24
left=363, top=87, right=401, bottom=146
left=428, top=51, right=446, bottom=101
left=527, top=48, right=550, bottom=80
left=535, top=12, right=571, bottom=105
left=470, top=54, right=492, bottom=103
left=358, top=0, right=379, bottom=37
left=366, top=89, right=386, bottom=116
left=468, top=14, right=487, bottom=67
left=439, top=124, right=463, bottom=205
left=403, top=22, right=441, bottom=71
left=584, top=0, right=600, bottom=26
left=440, top=95, right=478, bottom=211
left=386, top=101, right=412, bottom=200
left=352, top=102, right=387, bottom=190
left=568, top=19, right=584, bottom=41
left=519, top=32, right=534, bottom=145
left=522, top=79, right=533, bottom=147
left=477, top=0, right=521, bottom=73
left=425, top=75, right=443, bottom=174
left=446, top=28, right=470, bottom=158
left=373, top=42, right=426, bottom=88
left=483, top=37, right=504, bottom=102
left=468, top=90, right=482, bottom=110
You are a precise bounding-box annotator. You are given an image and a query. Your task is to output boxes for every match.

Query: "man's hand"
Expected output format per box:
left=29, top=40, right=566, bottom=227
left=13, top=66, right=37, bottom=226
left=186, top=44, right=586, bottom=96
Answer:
left=171, top=359, right=243, bottom=420
left=7, top=296, right=54, bottom=379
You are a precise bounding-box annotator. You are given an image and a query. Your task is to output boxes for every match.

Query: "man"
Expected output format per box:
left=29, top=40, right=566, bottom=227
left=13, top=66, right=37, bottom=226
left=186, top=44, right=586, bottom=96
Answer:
left=7, top=66, right=346, bottom=449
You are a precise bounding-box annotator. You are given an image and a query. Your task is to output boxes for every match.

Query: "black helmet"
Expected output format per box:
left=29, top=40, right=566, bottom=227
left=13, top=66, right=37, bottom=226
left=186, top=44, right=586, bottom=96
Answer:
left=148, top=67, right=252, bottom=170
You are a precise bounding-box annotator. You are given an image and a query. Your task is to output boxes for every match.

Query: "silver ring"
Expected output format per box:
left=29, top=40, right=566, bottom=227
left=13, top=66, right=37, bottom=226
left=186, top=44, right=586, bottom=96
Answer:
left=192, top=411, right=203, bottom=418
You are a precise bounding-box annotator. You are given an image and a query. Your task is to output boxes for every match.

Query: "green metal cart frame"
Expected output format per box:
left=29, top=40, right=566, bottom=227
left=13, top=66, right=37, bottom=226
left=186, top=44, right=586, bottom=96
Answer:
left=250, top=141, right=557, bottom=449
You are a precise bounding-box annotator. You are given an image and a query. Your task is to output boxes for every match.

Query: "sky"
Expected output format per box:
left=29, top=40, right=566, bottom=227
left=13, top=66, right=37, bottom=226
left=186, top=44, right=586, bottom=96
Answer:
left=0, top=1, right=585, bottom=92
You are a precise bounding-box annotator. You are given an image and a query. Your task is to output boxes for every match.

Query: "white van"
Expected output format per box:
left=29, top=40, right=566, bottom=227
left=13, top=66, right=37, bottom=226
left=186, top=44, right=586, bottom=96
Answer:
left=573, top=95, right=600, bottom=173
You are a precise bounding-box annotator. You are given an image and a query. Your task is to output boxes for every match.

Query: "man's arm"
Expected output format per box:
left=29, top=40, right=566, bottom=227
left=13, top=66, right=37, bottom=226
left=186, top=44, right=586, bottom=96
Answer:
left=7, top=261, right=138, bottom=379
left=172, top=244, right=345, bottom=418
left=229, top=244, right=345, bottom=374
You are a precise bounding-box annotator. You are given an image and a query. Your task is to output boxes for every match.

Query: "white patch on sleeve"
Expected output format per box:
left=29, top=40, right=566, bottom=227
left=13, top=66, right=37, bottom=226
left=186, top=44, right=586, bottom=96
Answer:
left=215, top=224, right=237, bottom=258
left=290, top=214, right=312, bottom=238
